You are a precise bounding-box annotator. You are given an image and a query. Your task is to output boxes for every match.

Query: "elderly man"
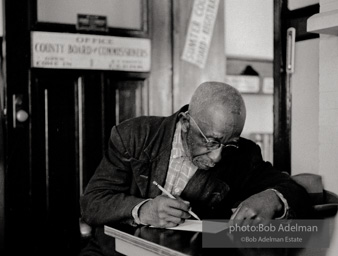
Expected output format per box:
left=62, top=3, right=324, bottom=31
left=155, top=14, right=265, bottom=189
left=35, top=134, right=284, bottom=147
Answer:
left=80, top=81, right=312, bottom=231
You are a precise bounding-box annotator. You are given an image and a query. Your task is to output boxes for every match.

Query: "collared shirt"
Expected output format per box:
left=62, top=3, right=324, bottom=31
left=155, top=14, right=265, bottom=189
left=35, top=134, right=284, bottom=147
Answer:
left=162, top=121, right=198, bottom=197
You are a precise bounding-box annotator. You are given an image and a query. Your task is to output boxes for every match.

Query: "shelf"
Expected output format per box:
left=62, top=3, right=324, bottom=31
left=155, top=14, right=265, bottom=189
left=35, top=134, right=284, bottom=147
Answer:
left=307, top=9, right=338, bottom=36
left=225, top=75, right=273, bottom=95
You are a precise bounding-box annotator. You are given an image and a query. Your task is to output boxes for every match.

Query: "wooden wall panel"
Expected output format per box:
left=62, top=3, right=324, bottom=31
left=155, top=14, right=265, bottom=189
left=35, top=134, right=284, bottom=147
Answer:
left=172, top=0, right=225, bottom=112
left=148, top=0, right=173, bottom=116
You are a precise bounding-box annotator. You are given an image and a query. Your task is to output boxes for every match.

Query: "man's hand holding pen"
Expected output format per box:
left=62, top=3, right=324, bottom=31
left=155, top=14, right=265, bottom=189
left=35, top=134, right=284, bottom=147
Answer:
left=139, top=195, right=192, bottom=228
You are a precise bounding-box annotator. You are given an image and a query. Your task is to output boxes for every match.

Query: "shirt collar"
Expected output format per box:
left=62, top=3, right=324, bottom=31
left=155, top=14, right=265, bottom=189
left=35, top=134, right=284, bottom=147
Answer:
left=171, top=121, right=188, bottom=159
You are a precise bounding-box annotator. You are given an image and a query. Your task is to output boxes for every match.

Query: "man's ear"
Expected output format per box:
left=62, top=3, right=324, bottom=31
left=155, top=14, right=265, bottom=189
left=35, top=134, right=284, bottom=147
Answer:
left=179, top=112, right=190, bottom=132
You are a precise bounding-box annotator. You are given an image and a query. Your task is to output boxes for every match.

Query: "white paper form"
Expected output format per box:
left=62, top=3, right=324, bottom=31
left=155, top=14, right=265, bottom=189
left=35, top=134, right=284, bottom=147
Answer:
left=166, top=220, right=229, bottom=233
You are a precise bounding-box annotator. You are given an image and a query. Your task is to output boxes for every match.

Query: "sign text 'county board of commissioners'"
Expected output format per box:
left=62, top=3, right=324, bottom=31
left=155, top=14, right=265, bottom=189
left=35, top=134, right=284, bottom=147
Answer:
left=31, top=31, right=151, bottom=72
left=181, top=0, right=219, bottom=69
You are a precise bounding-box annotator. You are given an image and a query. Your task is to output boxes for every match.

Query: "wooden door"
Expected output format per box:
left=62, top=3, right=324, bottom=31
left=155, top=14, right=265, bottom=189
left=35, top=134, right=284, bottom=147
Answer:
left=3, top=1, right=149, bottom=255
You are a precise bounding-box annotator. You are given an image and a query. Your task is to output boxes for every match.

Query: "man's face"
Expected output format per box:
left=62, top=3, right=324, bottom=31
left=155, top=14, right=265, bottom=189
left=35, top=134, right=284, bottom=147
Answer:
left=185, top=128, right=220, bottom=169
left=182, top=109, right=241, bottom=170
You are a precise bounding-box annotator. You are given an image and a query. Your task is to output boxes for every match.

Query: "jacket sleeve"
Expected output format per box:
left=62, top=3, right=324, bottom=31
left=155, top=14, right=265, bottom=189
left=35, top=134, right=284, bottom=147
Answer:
left=80, top=126, right=145, bottom=226
left=228, top=141, right=314, bottom=219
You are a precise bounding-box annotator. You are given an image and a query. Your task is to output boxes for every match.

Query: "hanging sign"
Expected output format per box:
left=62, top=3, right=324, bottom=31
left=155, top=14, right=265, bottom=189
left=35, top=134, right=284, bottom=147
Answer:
left=181, top=0, right=219, bottom=69
left=31, top=31, right=151, bottom=72
left=76, top=14, right=108, bottom=32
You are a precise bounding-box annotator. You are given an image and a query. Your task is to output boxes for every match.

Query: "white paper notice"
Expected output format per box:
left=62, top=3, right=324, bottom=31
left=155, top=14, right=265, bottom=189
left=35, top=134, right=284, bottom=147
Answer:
left=166, top=220, right=228, bottom=233
left=31, top=31, right=151, bottom=72
left=181, top=0, right=220, bottom=69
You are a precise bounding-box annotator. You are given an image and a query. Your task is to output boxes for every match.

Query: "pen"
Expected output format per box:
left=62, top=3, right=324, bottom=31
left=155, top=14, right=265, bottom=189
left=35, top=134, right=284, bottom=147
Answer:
left=152, top=181, right=201, bottom=221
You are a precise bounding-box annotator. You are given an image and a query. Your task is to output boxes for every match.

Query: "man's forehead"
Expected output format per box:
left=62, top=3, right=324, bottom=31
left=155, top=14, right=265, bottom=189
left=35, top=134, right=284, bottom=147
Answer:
left=195, top=104, right=235, bottom=121
left=195, top=106, right=244, bottom=137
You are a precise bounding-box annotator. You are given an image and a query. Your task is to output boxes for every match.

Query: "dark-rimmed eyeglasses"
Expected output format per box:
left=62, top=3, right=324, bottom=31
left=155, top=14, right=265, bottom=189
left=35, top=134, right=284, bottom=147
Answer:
left=186, top=112, right=239, bottom=151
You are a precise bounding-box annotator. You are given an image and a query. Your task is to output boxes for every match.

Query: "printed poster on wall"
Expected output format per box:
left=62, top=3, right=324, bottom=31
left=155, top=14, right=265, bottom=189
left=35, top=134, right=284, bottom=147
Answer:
left=31, top=31, right=151, bottom=72
left=181, top=0, right=220, bottom=69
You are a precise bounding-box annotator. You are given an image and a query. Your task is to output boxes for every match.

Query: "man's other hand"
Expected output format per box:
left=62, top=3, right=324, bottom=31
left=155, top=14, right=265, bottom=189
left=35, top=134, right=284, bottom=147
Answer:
left=139, top=195, right=191, bottom=228
left=230, top=189, right=283, bottom=225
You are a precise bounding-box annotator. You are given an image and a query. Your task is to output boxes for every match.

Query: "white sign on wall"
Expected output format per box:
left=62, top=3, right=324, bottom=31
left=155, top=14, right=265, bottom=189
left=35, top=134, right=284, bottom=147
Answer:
left=225, top=75, right=260, bottom=93
left=181, top=0, right=219, bottom=69
left=31, top=31, right=151, bottom=72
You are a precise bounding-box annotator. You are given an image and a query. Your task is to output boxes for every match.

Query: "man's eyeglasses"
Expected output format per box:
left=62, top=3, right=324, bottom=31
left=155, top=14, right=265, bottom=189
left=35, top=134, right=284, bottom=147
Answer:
left=186, top=112, right=239, bottom=151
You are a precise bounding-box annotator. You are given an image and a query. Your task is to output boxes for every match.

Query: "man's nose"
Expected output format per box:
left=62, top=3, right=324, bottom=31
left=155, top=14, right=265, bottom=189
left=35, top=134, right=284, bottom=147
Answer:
left=207, top=147, right=222, bottom=163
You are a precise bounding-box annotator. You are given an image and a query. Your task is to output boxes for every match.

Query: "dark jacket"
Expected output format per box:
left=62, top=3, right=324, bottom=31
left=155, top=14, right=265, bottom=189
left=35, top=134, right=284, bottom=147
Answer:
left=80, top=105, right=312, bottom=227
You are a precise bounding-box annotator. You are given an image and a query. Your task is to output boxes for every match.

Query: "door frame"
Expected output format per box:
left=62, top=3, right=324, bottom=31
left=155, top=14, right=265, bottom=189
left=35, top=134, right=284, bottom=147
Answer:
left=273, top=0, right=319, bottom=173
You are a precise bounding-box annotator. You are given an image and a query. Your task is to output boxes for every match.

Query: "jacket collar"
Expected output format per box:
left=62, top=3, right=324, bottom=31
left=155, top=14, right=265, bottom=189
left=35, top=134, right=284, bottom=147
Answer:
left=143, top=105, right=188, bottom=162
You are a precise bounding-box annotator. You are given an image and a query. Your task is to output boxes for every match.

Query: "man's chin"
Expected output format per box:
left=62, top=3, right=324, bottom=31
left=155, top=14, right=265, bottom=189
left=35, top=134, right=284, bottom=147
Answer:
left=200, top=165, right=211, bottom=170
left=193, top=160, right=211, bottom=170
